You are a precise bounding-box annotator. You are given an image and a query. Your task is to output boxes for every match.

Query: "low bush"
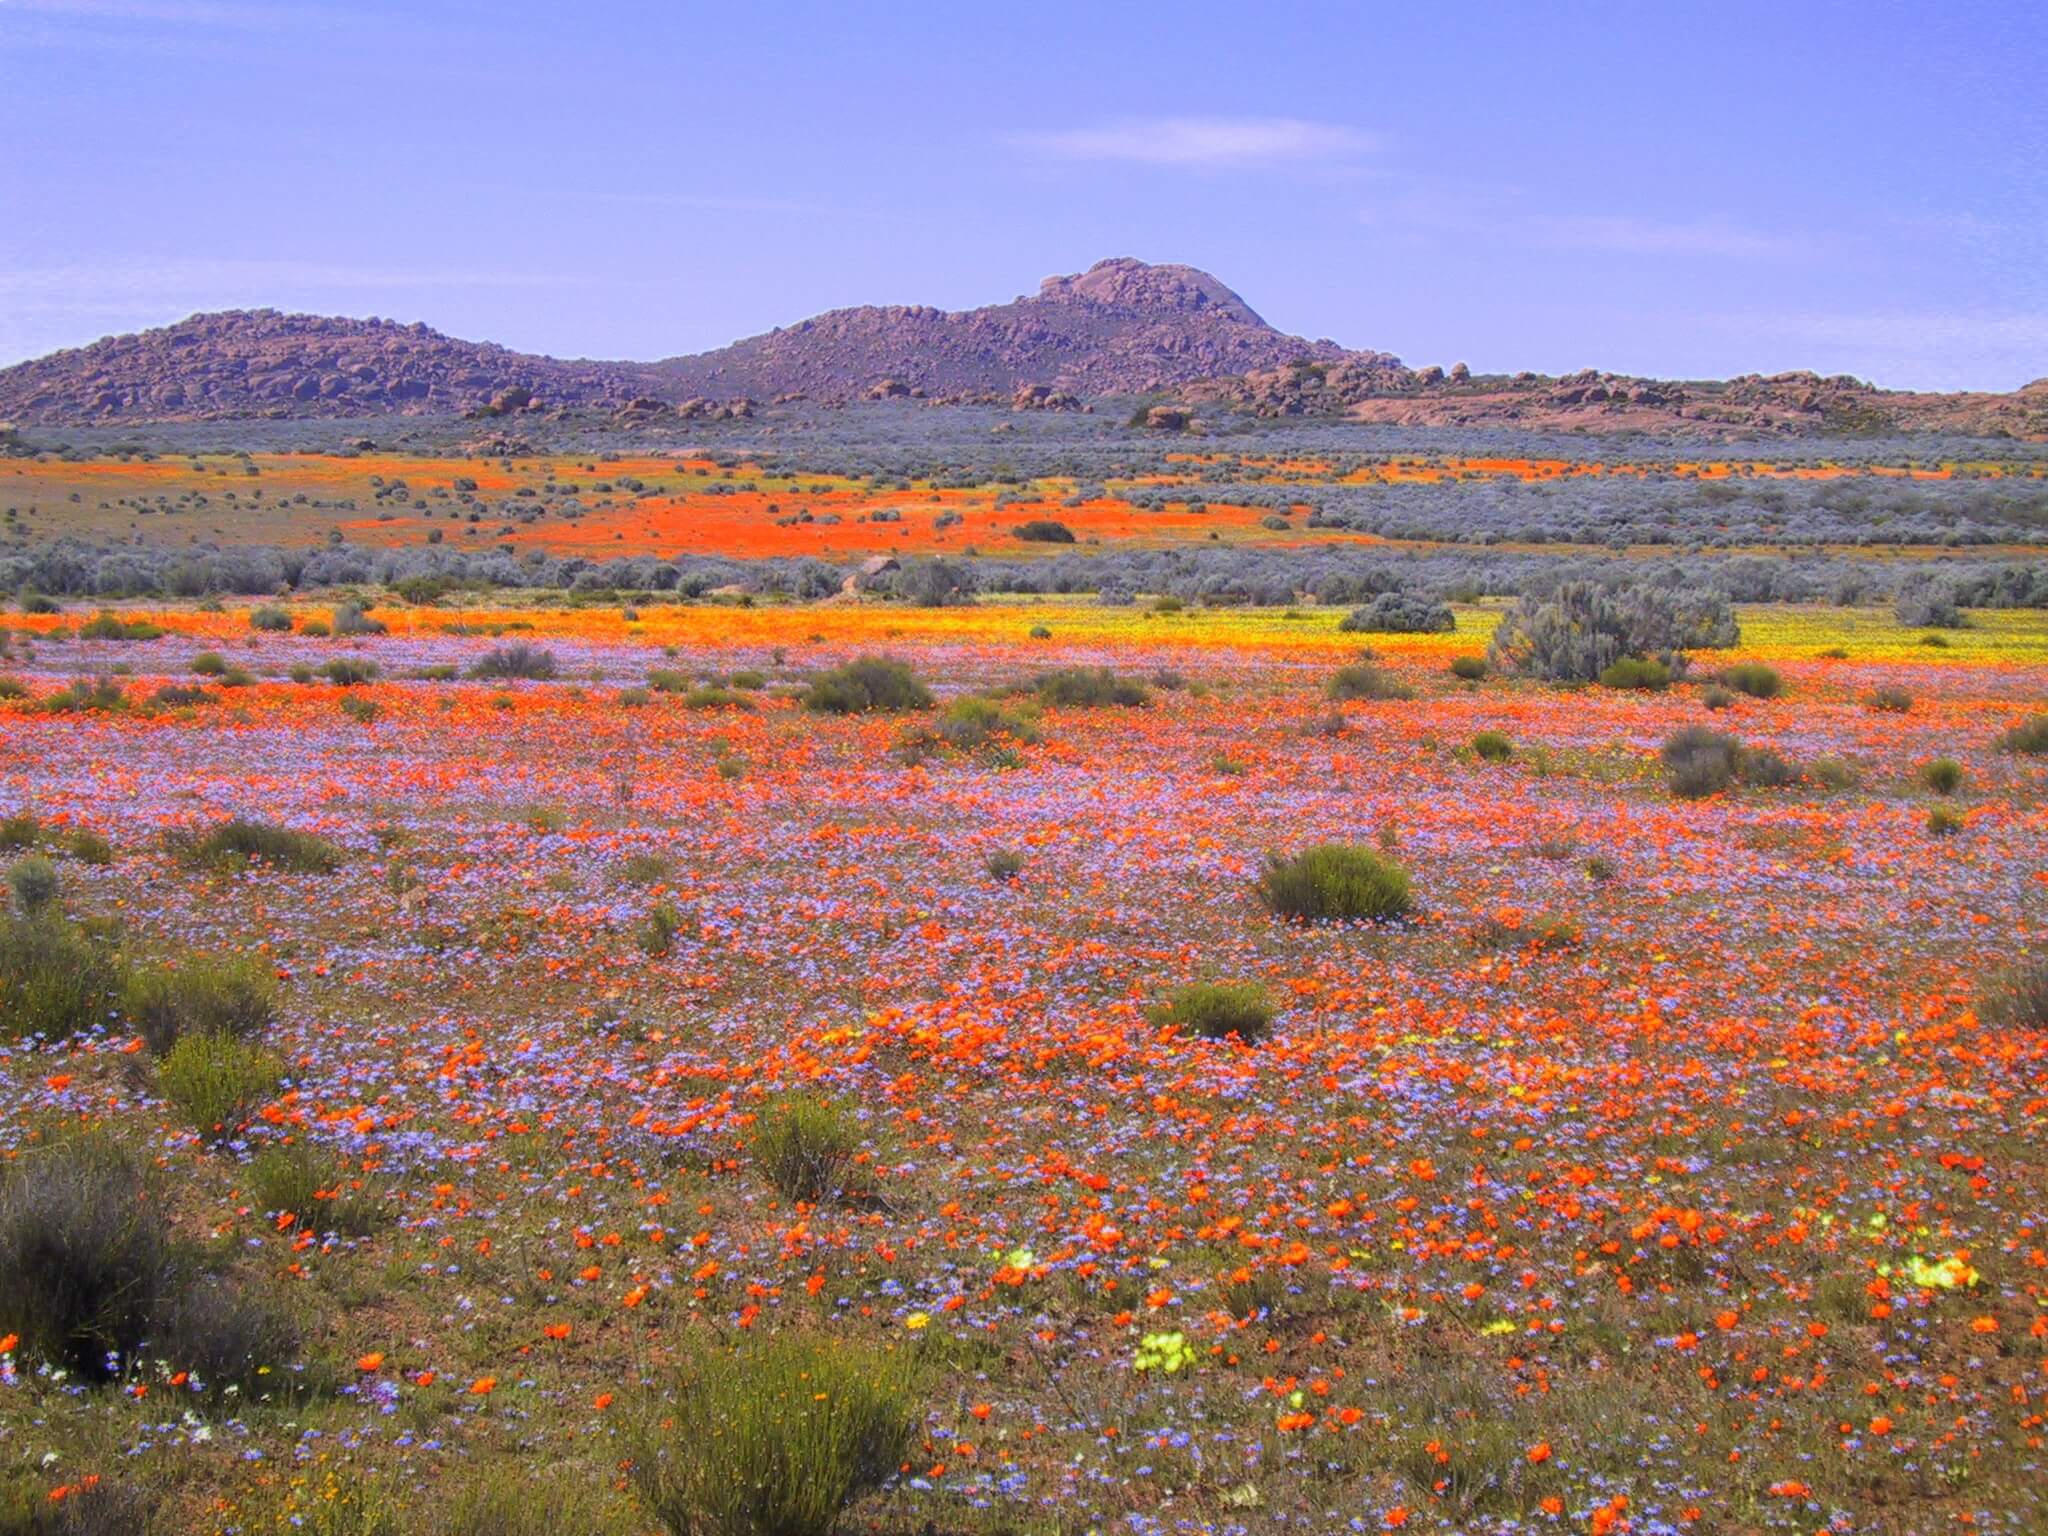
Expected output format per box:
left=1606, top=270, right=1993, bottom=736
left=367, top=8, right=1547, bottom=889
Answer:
left=903, top=695, right=1040, bottom=761
left=468, top=643, right=557, bottom=681
left=77, top=613, right=165, bottom=642
left=1719, top=663, right=1784, bottom=699
left=1996, top=714, right=2048, bottom=755
left=158, top=1032, right=284, bottom=1140
left=1012, top=519, right=1075, bottom=543
left=1740, top=747, right=1801, bottom=789
left=752, top=1095, right=866, bottom=1205
left=1034, top=667, right=1149, bottom=708
left=190, top=651, right=227, bottom=677
left=1597, top=656, right=1671, bottom=691
left=167, top=819, right=343, bottom=875
left=1927, top=806, right=1963, bottom=837
left=1701, top=685, right=1735, bottom=710
left=317, top=658, right=379, bottom=687
left=63, top=828, right=113, bottom=865
left=984, top=849, right=1023, bottom=881
left=631, top=1332, right=919, bottom=1536
left=1257, top=844, right=1411, bottom=922
left=0, top=1132, right=172, bottom=1378
left=802, top=657, right=933, bottom=715
left=1918, top=758, right=1965, bottom=795
left=0, top=813, right=38, bottom=851
left=123, top=954, right=276, bottom=1056
left=330, top=603, right=385, bottom=637
left=1326, top=663, right=1414, bottom=703
left=639, top=904, right=681, bottom=956
left=1338, top=591, right=1454, bottom=634
left=249, top=605, right=293, bottom=633
left=1977, top=959, right=2046, bottom=1030
left=1864, top=686, right=1913, bottom=714
left=1662, top=726, right=1742, bottom=799
left=0, top=914, right=124, bottom=1039
left=1471, top=730, right=1513, bottom=762
left=1449, top=656, right=1487, bottom=681
left=149, top=1275, right=300, bottom=1405
left=618, top=852, right=674, bottom=885
left=247, top=1143, right=387, bottom=1237
left=682, top=685, right=752, bottom=711
left=1149, top=982, right=1275, bottom=1044
left=9, top=855, right=59, bottom=914
left=1469, top=910, right=1582, bottom=951
left=0, top=1477, right=160, bottom=1533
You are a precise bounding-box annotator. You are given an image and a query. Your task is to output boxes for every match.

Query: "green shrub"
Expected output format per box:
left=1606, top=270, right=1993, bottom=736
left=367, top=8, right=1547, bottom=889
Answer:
left=1488, top=581, right=1736, bottom=683
left=0, top=813, right=38, bottom=851
left=631, top=1332, right=919, bottom=1536
left=249, top=605, right=293, bottom=633
left=1338, top=592, right=1454, bottom=634
left=123, top=955, right=276, bottom=1056
left=1918, top=758, right=1965, bottom=795
left=1469, top=911, right=1582, bottom=951
left=296, top=620, right=331, bottom=639
left=752, top=1095, right=865, bottom=1205
left=1149, top=982, right=1275, bottom=1044
left=904, top=695, right=1040, bottom=761
left=682, top=685, right=752, bottom=711
left=1012, top=519, right=1076, bottom=543
left=1927, top=806, right=1963, bottom=837
left=1977, top=960, right=2046, bottom=1030
left=167, top=819, right=343, bottom=875
left=1471, top=730, right=1513, bottom=762
left=1740, top=747, right=1801, bottom=789
left=77, top=612, right=164, bottom=642
left=1035, top=667, right=1149, bottom=708
left=1449, top=656, right=1487, bottom=681
left=0, top=1132, right=172, bottom=1378
left=1809, top=756, right=1861, bottom=792
left=802, top=657, right=933, bottom=715
left=1864, top=686, right=1913, bottom=714
left=37, top=679, right=127, bottom=715
left=8, top=855, right=58, bottom=914
left=1597, top=656, right=1671, bottom=691
left=0, top=914, right=124, bottom=1039
left=150, top=1275, right=300, bottom=1405
left=318, top=658, right=379, bottom=687
left=158, top=1032, right=283, bottom=1140
left=1662, top=726, right=1742, bottom=799
left=1701, top=685, right=1735, bottom=710
left=247, top=1143, right=388, bottom=1237
left=1719, top=663, right=1783, bottom=699
left=1996, top=714, right=2048, bottom=755
left=338, top=695, right=379, bottom=724
left=984, top=850, right=1023, bottom=881
left=468, top=643, right=557, bottom=681
left=189, top=651, right=227, bottom=677
left=330, top=603, right=385, bottom=637
left=639, top=903, right=681, bottom=956
left=1326, top=663, right=1414, bottom=703
left=1257, top=844, right=1411, bottom=922
left=63, top=828, right=113, bottom=865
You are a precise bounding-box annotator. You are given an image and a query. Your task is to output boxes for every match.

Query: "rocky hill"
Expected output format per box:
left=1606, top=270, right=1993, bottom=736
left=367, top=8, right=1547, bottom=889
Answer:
left=647, top=257, right=1379, bottom=404
left=0, top=257, right=2040, bottom=438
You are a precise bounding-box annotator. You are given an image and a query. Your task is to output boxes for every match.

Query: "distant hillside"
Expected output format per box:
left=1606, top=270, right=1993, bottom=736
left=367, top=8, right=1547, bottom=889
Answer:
left=0, top=257, right=2041, bottom=438
left=647, top=257, right=1379, bottom=403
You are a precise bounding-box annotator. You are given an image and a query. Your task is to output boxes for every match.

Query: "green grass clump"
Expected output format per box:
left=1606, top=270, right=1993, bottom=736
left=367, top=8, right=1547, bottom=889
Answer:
left=77, top=612, right=164, bottom=642
left=903, top=694, right=1040, bottom=762
left=619, top=852, right=675, bottom=885
left=8, top=855, right=59, bottom=914
left=1449, top=656, right=1487, bottom=681
left=1927, top=806, right=1964, bottom=837
left=1257, top=844, right=1411, bottom=922
left=1326, top=663, right=1414, bottom=703
left=631, top=1332, right=920, bottom=1536
left=167, top=819, right=343, bottom=875
left=1034, top=666, right=1149, bottom=708
left=0, top=1131, right=172, bottom=1379
left=1996, top=713, right=2048, bottom=755
left=1977, top=960, right=2046, bottom=1030
left=467, top=642, right=557, bottom=680
left=1864, top=686, right=1913, bottom=714
left=1149, top=981, right=1275, bottom=1044
left=249, top=605, right=293, bottom=632
left=1662, top=726, right=1741, bottom=798
left=1719, top=662, right=1783, bottom=699
left=802, top=656, right=933, bottom=715
left=317, top=657, right=379, bottom=687
left=63, top=827, right=113, bottom=865
left=123, top=954, right=276, bottom=1056
left=1918, top=757, right=1965, bottom=795
left=682, top=685, right=752, bottom=711
left=158, top=1031, right=284, bottom=1140
left=984, top=849, right=1023, bottom=881
left=1471, top=729, right=1513, bottom=762
left=1597, top=656, right=1672, bottom=691
left=0, top=914, right=124, bottom=1040
left=0, top=813, right=39, bottom=851
left=247, top=1143, right=388, bottom=1236
left=752, top=1095, right=866, bottom=1205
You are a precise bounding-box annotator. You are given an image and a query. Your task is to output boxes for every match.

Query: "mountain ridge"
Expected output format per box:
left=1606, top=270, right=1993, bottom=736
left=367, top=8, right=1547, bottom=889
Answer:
left=1, top=257, right=2042, bottom=438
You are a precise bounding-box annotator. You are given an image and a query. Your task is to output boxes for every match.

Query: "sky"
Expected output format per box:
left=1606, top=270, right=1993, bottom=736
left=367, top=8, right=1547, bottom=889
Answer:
left=1, top=0, right=2043, bottom=391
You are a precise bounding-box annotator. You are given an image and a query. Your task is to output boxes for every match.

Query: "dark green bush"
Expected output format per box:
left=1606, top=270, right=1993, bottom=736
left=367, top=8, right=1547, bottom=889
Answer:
left=1927, top=806, right=1963, bottom=837
left=1996, top=714, right=2048, bottom=755
left=1488, top=581, right=1736, bottom=683
left=468, top=643, right=557, bottom=681
left=166, top=819, right=343, bottom=875
left=802, top=657, right=933, bottom=715
left=157, top=1032, right=284, bottom=1139
left=631, top=1332, right=919, bottom=1536
left=1597, top=656, right=1671, bottom=691
left=190, top=651, right=227, bottom=677
left=123, top=955, right=276, bottom=1056
left=1149, top=982, right=1275, bottom=1043
left=1449, top=656, right=1487, bottom=681
left=903, top=695, right=1040, bottom=761
left=0, top=814, right=38, bottom=851
left=1918, top=758, right=1965, bottom=795
left=1257, top=844, right=1411, bottom=922
left=984, top=850, right=1023, bottom=881
left=1013, top=519, right=1076, bottom=543
left=77, top=613, right=164, bottom=642
left=1471, top=730, right=1513, bottom=762
left=1338, top=592, right=1454, bottom=634
left=8, top=855, right=58, bottom=914
left=317, top=658, right=379, bottom=687
left=149, top=1275, right=299, bottom=1405
left=1662, top=726, right=1742, bottom=799
left=1864, top=686, right=1913, bottom=714
left=1034, top=667, right=1149, bottom=708
left=1740, top=747, right=1800, bottom=789
left=248, top=606, right=293, bottom=633
left=0, top=1132, right=172, bottom=1378
left=0, top=914, right=123, bottom=1039
left=1719, top=663, right=1783, bottom=699
left=1326, top=663, right=1414, bottom=703
left=1701, top=685, right=1735, bottom=710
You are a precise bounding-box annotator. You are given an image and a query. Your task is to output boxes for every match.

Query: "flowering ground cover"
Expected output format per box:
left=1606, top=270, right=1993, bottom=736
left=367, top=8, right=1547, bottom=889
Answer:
left=0, top=595, right=2043, bottom=1534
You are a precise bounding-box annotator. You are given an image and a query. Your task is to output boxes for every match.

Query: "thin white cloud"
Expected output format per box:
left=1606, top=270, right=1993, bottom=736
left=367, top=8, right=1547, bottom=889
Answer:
left=1357, top=188, right=1812, bottom=262
left=0, top=257, right=577, bottom=306
left=1016, top=116, right=1376, bottom=169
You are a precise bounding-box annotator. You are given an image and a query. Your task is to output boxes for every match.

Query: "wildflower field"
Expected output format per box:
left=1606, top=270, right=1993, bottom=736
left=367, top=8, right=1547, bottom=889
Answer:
left=0, top=579, right=2042, bottom=1536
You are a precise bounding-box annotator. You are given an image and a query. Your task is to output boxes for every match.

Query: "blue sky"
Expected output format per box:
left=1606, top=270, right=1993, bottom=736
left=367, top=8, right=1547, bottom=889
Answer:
left=2, top=0, right=2042, bottom=389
